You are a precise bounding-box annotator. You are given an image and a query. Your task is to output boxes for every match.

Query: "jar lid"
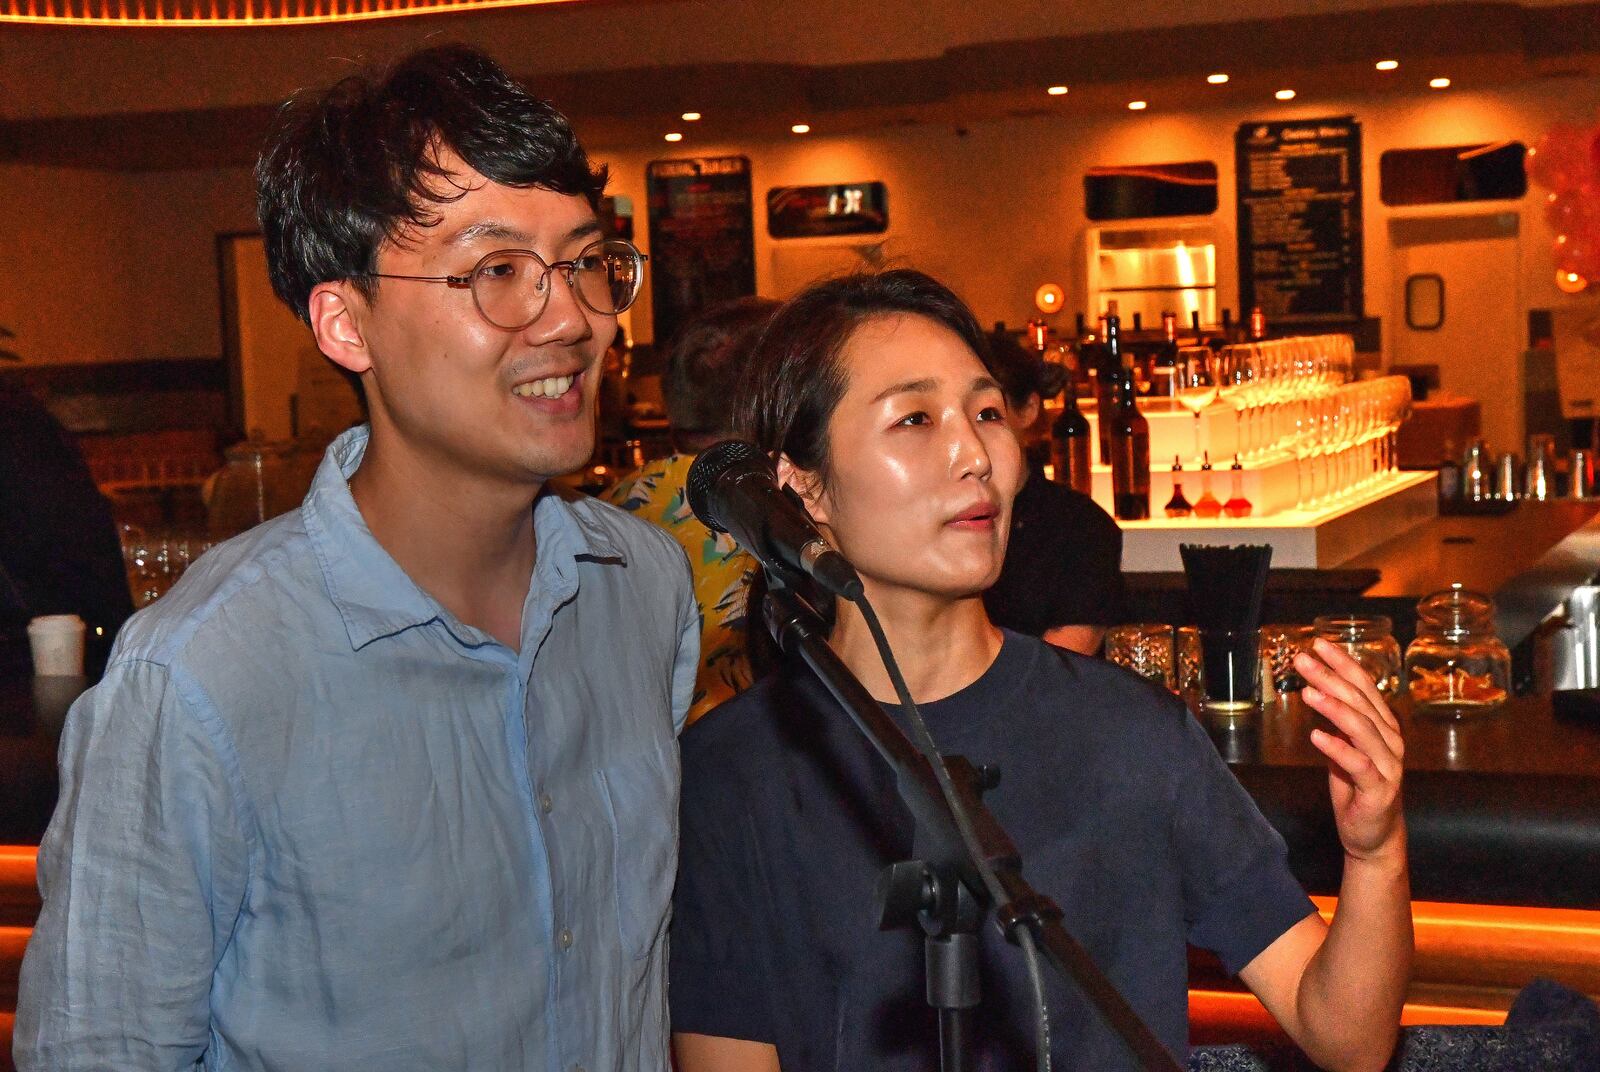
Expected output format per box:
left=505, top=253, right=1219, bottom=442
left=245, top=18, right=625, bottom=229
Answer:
left=1416, top=583, right=1496, bottom=634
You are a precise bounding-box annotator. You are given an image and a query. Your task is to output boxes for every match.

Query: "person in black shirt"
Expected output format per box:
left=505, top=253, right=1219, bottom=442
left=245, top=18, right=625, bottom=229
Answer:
left=982, top=331, right=1126, bottom=654
left=670, top=271, right=1412, bottom=1072
left=0, top=382, right=133, bottom=678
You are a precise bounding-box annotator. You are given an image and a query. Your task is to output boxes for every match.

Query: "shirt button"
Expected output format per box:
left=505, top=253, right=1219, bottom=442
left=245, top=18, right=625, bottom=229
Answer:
left=558, top=927, right=574, bottom=950
left=540, top=792, right=554, bottom=814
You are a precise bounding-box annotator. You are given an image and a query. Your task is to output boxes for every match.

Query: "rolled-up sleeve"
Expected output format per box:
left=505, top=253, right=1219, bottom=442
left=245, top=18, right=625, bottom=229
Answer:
left=16, top=659, right=250, bottom=1072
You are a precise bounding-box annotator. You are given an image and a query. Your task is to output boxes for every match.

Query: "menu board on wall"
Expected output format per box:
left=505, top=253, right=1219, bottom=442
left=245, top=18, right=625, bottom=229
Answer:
left=1235, top=117, right=1364, bottom=322
left=766, top=182, right=888, bottom=238
left=646, top=156, right=756, bottom=346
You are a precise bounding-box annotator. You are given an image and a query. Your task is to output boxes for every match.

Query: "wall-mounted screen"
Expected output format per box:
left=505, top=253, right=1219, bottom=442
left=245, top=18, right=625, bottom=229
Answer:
left=1085, top=162, right=1219, bottom=221
left=1379, top=142, right=1527, bottom=206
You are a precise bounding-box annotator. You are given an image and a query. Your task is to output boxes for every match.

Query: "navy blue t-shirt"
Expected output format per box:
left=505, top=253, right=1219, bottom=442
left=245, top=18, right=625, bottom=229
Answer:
left=670, top=630, right=1315, bottom=1070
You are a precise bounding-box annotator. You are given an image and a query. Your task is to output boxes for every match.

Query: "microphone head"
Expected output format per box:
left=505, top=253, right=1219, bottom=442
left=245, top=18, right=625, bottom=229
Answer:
left=686, top=439, right=767, bottom=534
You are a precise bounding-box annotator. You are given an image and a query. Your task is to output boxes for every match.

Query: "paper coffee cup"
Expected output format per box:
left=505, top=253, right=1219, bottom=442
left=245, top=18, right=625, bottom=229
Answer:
left=27, top=614, right=86, bottom=677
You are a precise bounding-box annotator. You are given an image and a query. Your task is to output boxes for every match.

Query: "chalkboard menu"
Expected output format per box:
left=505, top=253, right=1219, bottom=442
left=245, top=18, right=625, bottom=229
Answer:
left=646, top=155, right=756, bottom=346
left=1235, top=117, right=1364, bottom=322
left=767, top=182, right=888, bottom=238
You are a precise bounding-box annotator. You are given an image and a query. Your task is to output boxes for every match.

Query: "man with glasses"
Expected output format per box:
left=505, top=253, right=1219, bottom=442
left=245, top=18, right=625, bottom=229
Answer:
left=17, top=45, right=698, bottom=1072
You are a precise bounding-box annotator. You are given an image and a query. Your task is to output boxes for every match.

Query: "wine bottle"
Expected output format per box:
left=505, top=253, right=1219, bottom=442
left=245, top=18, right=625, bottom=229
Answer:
left=1095, top=309, right=1124, bottom=465
left=1223, top=454, right=1253, bottom=517
left=1193, top=451, right=1222, bottom=518
left=1164, top=456, right=1193, bottom=517
left=1050, top=387, right=1094, bottom=496
left=1108, top=365, right=1151, bottom=521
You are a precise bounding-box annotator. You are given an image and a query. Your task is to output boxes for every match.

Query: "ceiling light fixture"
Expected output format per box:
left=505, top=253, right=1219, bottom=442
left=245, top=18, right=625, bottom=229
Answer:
left=1207, top=73, right=1229, bottom=85
left=664, top=132, right=683, bottom=142
left=1275, top=89, right=1296, bottom=100
left=1127, top=100, right=1148, bottom=111
left=1375, top=60, right=1400, bottom=71
left=681, top=112, right=701, bottom=122
left=1047, top=85, right=1069, bottom=96
left=1429, top=77, right=1451, bottom=89
left=791, top=123, right=812, bottom=134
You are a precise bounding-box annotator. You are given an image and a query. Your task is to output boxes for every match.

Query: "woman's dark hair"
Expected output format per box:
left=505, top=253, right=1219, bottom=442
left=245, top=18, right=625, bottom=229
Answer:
left=664, top=296, right=781, bottom=440
left=733, top=269, right=993, bottom=484
left=985, top=330, right=1071, bottom=411
left=255, top=44, right=608, bottom=324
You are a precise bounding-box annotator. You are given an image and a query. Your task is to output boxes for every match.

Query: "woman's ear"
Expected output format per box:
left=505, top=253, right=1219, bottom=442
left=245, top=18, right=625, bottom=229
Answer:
left=776, top=453, right=830, bottom=527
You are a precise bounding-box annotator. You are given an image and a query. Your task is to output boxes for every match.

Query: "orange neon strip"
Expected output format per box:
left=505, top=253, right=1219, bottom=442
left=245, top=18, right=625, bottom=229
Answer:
left=0, top=0, right=581, bottom=27
left=1189, top=988, right=1507, bottom=1027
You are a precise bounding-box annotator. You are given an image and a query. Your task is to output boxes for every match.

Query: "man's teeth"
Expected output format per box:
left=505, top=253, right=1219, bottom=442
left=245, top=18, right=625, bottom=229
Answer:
left=513, top=375, right=575, bottom=398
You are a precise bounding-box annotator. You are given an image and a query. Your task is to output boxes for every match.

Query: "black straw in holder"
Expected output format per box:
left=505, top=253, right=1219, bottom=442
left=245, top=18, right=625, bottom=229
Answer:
left=1180, top=544, right=1273, bottom=712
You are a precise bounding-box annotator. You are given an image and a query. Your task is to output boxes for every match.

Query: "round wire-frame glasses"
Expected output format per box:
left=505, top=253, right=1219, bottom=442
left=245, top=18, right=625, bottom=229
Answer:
left=370, top=237, right=648, bottom=331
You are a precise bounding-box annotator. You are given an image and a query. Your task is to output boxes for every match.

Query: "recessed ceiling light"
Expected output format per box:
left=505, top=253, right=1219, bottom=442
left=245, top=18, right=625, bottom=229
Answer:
left=1429, top=77, right=1451, bottom=89
left=1047, top=85, right=1069, bottom=96
left=1207, top=73, right=1229, bottom=85
left=791, top=123, right=811, bottom=134
left=1275, top=89, right=1296, bottom=100
left=1127, top=100, right=1148, bottom=111
left=1375, top=59, right=1399, bottom=71
left=664, top=132, right=683, bottom=142
left=681, top=112, right=701, bottom=122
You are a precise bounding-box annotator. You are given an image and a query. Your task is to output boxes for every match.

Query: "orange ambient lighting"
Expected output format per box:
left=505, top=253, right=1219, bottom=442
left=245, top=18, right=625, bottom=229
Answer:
left=2, top=0, right=583, bottom=24
left=1558, top=270, right=1590, bottom=294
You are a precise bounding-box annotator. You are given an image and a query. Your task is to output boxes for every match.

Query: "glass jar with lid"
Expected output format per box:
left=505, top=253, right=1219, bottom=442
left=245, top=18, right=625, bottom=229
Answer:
left=1312, top=615, right=1403, bottom=696
left=1403, top=584, right=1511, bottom=716
left=206, top=436, right=305, bottom=539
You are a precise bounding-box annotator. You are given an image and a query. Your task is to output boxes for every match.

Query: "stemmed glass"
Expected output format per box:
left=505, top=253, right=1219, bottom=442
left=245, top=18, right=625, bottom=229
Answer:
left=1174, top=347, right=1219, bottom=465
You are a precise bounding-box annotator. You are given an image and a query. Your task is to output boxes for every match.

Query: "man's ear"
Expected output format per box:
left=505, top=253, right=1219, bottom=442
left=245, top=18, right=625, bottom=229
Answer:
left=775, top=453, right=830, bottom=527
left=308, top=281, right=374, bottom=377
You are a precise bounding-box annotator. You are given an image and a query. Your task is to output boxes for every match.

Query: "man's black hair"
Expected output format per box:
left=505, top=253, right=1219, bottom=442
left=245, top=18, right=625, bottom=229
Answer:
left=256, top=44, right=608, bottom=325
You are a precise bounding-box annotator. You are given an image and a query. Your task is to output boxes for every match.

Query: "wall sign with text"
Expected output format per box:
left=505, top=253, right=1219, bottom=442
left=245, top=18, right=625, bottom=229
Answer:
left=766, top=182, right=888, bottom=239
left=1235, top=117, right=1364, bottom=322
left=646, top=155, right=756, bottom=346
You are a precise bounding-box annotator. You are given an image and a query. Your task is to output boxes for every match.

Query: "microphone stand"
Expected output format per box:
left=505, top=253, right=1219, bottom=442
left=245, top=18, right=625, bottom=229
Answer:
left=762, top=578, right=1184, bottom=1072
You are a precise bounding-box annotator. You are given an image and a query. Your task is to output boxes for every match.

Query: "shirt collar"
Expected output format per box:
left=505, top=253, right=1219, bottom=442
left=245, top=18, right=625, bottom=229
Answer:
left=301, top=425, right=626, bottom=651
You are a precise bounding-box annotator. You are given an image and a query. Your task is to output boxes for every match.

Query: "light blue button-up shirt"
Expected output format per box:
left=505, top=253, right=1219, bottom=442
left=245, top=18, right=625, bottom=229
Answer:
left=17, top=426, right=699, bottom=1072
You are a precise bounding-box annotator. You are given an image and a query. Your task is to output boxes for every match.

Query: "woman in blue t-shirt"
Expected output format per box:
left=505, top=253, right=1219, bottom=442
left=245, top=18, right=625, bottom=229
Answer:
left=670, top=270, right=1411, bottom=1072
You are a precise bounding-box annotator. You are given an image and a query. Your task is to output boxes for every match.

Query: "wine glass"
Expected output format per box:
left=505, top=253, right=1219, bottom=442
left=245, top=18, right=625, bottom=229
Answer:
left=1175, top=347, right=1219, bottom=465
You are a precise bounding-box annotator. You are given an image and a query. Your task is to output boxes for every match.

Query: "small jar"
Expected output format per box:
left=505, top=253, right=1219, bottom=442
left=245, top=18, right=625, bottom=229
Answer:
left=1403, top=584, right=1511, bottom=717
left=1313, top=615, right=1402, bottom=696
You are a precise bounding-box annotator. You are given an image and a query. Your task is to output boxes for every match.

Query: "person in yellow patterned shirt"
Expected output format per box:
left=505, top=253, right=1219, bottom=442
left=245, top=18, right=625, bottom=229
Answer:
left=606, top=297, right=779, bottom=723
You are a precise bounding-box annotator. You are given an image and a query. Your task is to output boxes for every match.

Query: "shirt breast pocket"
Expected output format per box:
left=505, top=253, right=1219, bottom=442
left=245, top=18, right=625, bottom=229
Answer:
left=595, top=739, right=680, bottom=960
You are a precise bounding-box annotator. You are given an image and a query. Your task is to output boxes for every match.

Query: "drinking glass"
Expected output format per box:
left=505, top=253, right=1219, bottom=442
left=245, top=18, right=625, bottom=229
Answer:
left=1174, top=347, right=1219, bottom=465
left=1198, top=627, right=1263, bottom=716
left=1106, top=624, right=1176, bottom=691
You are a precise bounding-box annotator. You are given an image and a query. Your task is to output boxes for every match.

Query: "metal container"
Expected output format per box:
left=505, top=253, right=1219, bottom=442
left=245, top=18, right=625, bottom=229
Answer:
left=1495, top=452, right=1520, bottom=501
left=1571, top=450, right=1595, bottom=499
left=1550, top=585, right=1600, bottom=691
left=1462, top=440, right=1494, bottom=502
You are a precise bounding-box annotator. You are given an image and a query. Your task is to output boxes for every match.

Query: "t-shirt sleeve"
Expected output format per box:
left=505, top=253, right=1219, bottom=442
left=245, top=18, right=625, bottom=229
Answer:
left=669, top=729, right=778, bottom=1043
left=1171, top=713, right=1316, bottom=975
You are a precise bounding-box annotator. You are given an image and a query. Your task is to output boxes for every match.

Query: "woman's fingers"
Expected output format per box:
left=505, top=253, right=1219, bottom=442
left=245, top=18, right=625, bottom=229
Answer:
left=1303, top=684, right=1402, bottom=783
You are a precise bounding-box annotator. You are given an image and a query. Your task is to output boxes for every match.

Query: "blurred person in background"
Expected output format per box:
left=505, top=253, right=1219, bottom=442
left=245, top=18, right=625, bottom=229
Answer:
left=606, top=296, right=779, bottom=723
left=0, top=380, right=134, bottom=679
left=982, top=331, right=1127, bottom=655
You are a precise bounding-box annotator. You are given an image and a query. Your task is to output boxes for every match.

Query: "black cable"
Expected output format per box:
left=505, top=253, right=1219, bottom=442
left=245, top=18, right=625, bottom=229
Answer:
left=853, top=593, right=1053, bottom=1072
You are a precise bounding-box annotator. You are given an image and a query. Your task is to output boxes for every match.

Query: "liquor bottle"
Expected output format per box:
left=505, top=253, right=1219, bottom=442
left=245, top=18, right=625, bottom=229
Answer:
left=1050, top=386, right=1094, bottom=496
left=1153, top=311, right=1180, bottom=397
left=1132, top=312, right=1144, bottom=333
left=1192, top=451, right=1222, bottom=518
left=1249, top=306, right=1267, bottom=341
left=1164, top=456, right=1193, bottom=517
left=1223, top=454, right=1253, bottom=517
left=1095, top=309, right=1124, bottom=465
left=1221, top=308, right=1234, bottom=340
left=1190, top=309, right=1201, bottom=336
left=1107, top=365, right=1151, bottom=520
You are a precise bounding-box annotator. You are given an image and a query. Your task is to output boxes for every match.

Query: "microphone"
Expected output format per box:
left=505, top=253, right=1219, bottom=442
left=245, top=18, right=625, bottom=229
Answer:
left=686, top=440, right=864, bottom=602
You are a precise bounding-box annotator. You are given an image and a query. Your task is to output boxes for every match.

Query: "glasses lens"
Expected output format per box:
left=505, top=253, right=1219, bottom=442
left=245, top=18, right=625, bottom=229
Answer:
left=471, top=251, right=550, bottom=330
left=571, top=240, right=643, bottom=316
